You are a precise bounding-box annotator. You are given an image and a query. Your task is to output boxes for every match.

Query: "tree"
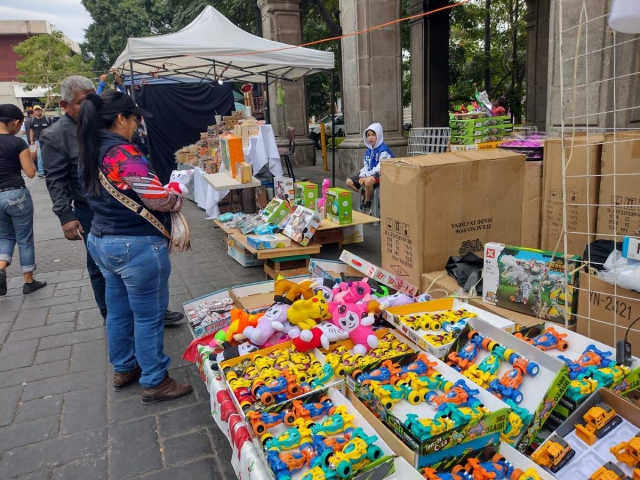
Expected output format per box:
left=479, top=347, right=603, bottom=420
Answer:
left=81, top=0, right=173, bottom=71
left=14, top=31, right=94, bottom=109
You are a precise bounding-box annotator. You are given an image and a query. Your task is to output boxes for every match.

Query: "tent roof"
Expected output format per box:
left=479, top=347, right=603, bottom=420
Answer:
left=112, top=6, right=334, bottom=83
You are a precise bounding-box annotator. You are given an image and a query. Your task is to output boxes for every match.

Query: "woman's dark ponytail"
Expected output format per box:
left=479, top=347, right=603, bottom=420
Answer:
left=77, top=93, right=103, bottom=197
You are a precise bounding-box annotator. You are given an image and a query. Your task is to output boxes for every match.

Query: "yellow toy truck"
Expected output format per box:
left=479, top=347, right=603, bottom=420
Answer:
left=610, top=432, right=640, bottom=468
left=589, top=462, right=627, bottom=480
left=531, top=434, right=575, bottom=473
left=575, top=402, right=622, bottom=445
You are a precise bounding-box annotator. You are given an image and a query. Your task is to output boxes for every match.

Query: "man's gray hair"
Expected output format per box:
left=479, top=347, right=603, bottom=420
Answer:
left=60, top=76, right=95, bottom=103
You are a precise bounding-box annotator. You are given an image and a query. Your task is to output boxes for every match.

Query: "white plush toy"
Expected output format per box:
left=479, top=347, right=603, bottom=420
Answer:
left=165, top=169, right=194, bottom=195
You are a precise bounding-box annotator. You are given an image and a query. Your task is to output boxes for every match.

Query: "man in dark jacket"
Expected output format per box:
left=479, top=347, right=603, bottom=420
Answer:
left=40, top=75, right=184, bottom=326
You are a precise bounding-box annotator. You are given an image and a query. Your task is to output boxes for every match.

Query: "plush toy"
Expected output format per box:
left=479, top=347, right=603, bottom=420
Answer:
left=287, top=291, right=331, bottom=330
left=209, top=342, right=259, bottom=370
left=274, top=277, right=317, bottom=305
left=165, top=169, right=194, bottom=195
left=225, top=309, right=262, bottom=343
left=378, top=293, right=416, bottom=310
left=313, top=277, right=337, bottom=303
left=244, top=303, right=290, bottom=346
left=289, top=321, right=349, bottom=352
left=329, top=302, right=379, bottom=355
left=333, top=279, right=371, bottom=304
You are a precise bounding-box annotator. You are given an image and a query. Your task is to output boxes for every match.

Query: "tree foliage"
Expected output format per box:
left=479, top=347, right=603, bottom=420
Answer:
left=14, top=31, right=94, bottom=109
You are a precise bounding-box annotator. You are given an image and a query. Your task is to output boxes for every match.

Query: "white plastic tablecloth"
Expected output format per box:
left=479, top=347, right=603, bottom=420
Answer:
left=244, top=124, right=283, bottom=178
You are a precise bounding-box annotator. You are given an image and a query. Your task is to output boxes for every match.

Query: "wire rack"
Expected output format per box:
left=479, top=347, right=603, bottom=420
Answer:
left=407, top=127, right=451, bottom=156
left=556, top=0, right=640, bottom=345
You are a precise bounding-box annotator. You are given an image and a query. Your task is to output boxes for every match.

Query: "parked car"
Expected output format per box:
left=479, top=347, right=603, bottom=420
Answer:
left=309, top=113, right=344, bottom=149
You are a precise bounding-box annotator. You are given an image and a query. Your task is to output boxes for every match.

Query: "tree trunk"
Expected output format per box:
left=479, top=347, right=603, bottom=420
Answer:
left=254, top=5, right=263, bottom=37
left=484, top=0, right=491, bottom=92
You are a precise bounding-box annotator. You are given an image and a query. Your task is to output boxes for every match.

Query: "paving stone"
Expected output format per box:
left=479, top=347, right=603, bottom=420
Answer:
left=209, top=429, right=236, bottom=480
left=158, top=402, right=213, bottom=438
left=7, top=322, right=75, bottom=343
left=110, top=417, right=162, bottom=480
left=0, top=427, right=107, bottom=478
left=0, top=359, right=69, bottom=388
left=0, top=416, right=59, bottom=451
left=15, top=395, right=64, bottom=423
left=49, top=300, right=100, bottom=315
left=19, top=294, right=80, bottom=312
left=0, top=385, right=24, bottom=427
left=22, top=369, right=106, bottom=402
left=14, top=469, right=52, bottom=480
left=53, top=285, right=81, bottom=297
left=22, top=284, right=56, bottom=302
left=76, top=308, right=103, bottom=331
left=13, top=307, right=50, bottom=331
left=2, top=337, right=31, bottom=371
left=167, top=350, right=191, bottom=370
left=38, top=327, right=105, bottom=350
left=79, top=285, right=96, bottom=303
left=46, top=312, right=76, bottom=325
left=162, top=430, right=212, bottom=467
left=131, top=458, right=218, bottom=480
left=61, top=385, right=107, bottom=434
left=34, top=346, right=72, bottom=365
left=0, top=311, right=17, bottom=323
left=188, top=368, right=211, bottom=404
left=0, top=322, right=11, bottom=345
left=53, top=455, right=107, bottom=480
left=167, top=285, right=188, bottom=296
left=36, top=273, right=83, bottom=285
left=50, top=278, right=91, bottom=289
left=0, top=295, right=25, bottom=312
left=70, top=339, right=107, bottom=373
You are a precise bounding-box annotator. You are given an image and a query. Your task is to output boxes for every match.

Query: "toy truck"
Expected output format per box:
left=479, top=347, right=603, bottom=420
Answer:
left=531, top=435, right=575, bottom=473
left=589, top=462, right=627, bottom=480
left=575, top=403, right=622, bottom=445
left=611, top=432, right=640, bottom=468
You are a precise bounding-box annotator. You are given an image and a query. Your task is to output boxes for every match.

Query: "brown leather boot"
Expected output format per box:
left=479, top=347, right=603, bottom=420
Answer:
left=112, top=366, right=142, bottom=391
left=140, top=375, right=193, bottom=404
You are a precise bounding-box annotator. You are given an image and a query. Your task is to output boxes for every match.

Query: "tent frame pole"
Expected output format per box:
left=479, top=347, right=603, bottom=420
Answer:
left=264, top=73, right=271, bottom=124
left=129, top=60, right=136, bottom=103
left=331, top=69, right=336, bottom=187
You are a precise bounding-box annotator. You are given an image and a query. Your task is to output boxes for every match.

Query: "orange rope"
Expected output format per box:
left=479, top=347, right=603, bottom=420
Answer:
left=207, top=0, right=472, bottom=58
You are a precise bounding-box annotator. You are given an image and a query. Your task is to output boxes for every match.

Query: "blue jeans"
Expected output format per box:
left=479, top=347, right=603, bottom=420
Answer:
left=75, top=207, right=107, bottom=319
left=35, top=140, right=44, bottom=175
left=0, top=188, right=35, bottom=273
left=87, top=234, right=171, bottom=388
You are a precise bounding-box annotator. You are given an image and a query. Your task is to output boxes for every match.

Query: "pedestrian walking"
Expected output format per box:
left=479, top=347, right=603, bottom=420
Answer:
left=29, top=105, right=52, bottom=178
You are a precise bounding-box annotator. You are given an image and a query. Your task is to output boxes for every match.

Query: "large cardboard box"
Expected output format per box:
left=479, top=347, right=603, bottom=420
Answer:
left=541, top=136, right=603, bottom=256
left=596, top=131, right=640, bottom=242
left=522, top=161, right=543, bottom=249
left=380, top=150, right=525, bottom=287
left=577, top=272, right=640, bottom=349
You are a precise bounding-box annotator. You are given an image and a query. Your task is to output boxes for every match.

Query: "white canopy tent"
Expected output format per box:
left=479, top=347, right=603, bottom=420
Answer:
left=111, top=6, right=334, bottom=83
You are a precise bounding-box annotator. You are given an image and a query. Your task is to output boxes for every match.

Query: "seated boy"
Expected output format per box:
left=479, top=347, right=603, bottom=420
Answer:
left=345, top=123, right=394, bottom=214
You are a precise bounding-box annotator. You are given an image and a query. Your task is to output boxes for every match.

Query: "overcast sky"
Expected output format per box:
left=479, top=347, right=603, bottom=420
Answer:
left=0, top=0, right=92, bottom=44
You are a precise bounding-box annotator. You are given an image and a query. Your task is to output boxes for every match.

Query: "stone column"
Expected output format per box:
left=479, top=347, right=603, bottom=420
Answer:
left=408, top=0, right=450, bottom=129
left=258, top=0, right=315, bottom=167
left=338, top=0, right=407, bottom=178
left=524, top=0, right=550, bottom=130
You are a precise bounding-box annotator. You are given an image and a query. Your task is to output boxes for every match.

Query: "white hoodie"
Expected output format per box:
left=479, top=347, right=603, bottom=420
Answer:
left=359, top=122, right=393, bottom=177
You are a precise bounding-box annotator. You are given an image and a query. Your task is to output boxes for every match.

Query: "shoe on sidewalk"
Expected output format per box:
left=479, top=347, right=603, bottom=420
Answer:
left=164, top=309, right=184, bottom=327
left=23, top=279, right=47, bottom=294
left=113, top=366, right=142, bottom=391
left=0, top=270, right=6, bottom=296
left=141, top=375, right=193, bottom=404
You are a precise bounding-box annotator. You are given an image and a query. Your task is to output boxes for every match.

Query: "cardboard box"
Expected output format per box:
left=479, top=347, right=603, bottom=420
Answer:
left=541, top=136, right=603, bottom=256
left=534, top=388, right=640, bottom=480
left=182, top=288, right=235, bottom=339
left=522, top=161, right=543, bottom=249
left=229, top=275, right=310, bottom=314
left=294, top=181, right=318, bottom=209
left=596, top=131, right=640, bottom=242
left=482, top=243, right=582, bottom=326
left=219, top=134, right=244, bottom=174
left=273, top=176, right=294, bottom=204
left=325, top=187, right=353, bottom=225
left=576, top=273, right=640, bottom=350
left=308, top=259, right=359, bottom=284
left=234, top=161, right=252, bottom=184
left=449, top=115, right=512, bottom=128
left=260, top=198, right=292, bottom=224
left=421, top=271, right=545, bottom=328
left=246, top=233, right=291, bottom=250
left=380, top=150, right=525, bottom=287
left=340, top=250, right=420, bottom=296
left=282, top=206, right=321, bottom=247
left=227, top=236, right=264, bottom=268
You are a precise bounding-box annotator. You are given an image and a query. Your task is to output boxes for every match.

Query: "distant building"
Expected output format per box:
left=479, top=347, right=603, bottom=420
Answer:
left=0, top=20, right=80, bottom=110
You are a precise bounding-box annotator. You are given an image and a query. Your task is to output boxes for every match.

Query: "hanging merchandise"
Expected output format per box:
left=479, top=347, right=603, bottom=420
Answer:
left=276, top=80, right=286, bottom=106
left=609, top=0, right=640, bottom=34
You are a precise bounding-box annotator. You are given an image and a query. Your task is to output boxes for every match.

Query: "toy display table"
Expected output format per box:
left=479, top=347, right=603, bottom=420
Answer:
left=203, top=173, right=261, bottom=191
left=315, top=211, right=379, bottom=246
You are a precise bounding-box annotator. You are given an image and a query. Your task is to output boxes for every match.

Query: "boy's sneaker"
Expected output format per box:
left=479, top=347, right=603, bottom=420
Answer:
left=23, top=279, right=47, bottom=295
left=362, top=201, right=372, bottom=215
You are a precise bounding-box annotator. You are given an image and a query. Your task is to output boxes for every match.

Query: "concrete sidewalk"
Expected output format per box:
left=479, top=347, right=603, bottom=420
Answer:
left=0, top=164, right=381, bottom=479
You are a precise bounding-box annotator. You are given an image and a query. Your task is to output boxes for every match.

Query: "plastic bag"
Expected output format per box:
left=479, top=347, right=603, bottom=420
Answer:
left=445, top=252, right=484, bottom=295
left=598, top=250, right=640, bottom=292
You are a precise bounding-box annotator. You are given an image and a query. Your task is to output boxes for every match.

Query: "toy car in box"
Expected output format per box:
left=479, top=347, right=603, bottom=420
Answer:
left=483, top=243, right=582, bottom=325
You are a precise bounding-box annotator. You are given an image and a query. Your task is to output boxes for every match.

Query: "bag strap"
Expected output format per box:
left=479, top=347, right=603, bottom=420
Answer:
left=98, top=171, right=172, bottom=241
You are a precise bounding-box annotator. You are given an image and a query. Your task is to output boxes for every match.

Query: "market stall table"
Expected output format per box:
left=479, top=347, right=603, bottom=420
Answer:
left=203, top=172, right=261, bottom=214
left=315, top=210, right=380, bottom=246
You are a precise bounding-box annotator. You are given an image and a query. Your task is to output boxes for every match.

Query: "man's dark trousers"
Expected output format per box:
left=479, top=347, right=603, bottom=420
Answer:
left=74, top=206, right=107, bottom=319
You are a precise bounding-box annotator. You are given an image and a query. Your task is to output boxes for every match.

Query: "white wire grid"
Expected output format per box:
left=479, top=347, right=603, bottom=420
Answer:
left=557, top=0, right=640, bottom=341
left=407, top=127, right=451, bottom=156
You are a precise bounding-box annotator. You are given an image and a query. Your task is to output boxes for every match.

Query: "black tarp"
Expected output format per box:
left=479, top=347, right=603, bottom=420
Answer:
left=136, top=82, right=234, bottom=184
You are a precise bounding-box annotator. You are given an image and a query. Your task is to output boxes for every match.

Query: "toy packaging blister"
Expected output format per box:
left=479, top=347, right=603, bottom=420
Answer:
left=294, top=182, right=319, bottom=210
left=282, top=206, right=322, bottom=247
left=326, top=187, right=353, bottom=225
left=183, top=288, right=237, bottom=338
left=483, top=243, right=582, bottom=326
left=247, top=234, right=292, bottom=250
left=532, top=388, right=640, bottom=480
left=346, top=349, right=511, bottom=469
left=261, top=198, right=294, bottom=225
left=274, top=176, right=295, bottom=205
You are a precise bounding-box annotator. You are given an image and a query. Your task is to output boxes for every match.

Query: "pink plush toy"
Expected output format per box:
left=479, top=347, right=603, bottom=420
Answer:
left=332, top=279, right=371, bottom=304
left=328, top=302, right=379, bottom=355
left=165, top=169, right=194, bottom=195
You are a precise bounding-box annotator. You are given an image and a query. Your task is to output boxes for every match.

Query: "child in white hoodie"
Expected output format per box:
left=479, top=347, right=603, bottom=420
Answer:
left=345, top=123, right=394, bottom=214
